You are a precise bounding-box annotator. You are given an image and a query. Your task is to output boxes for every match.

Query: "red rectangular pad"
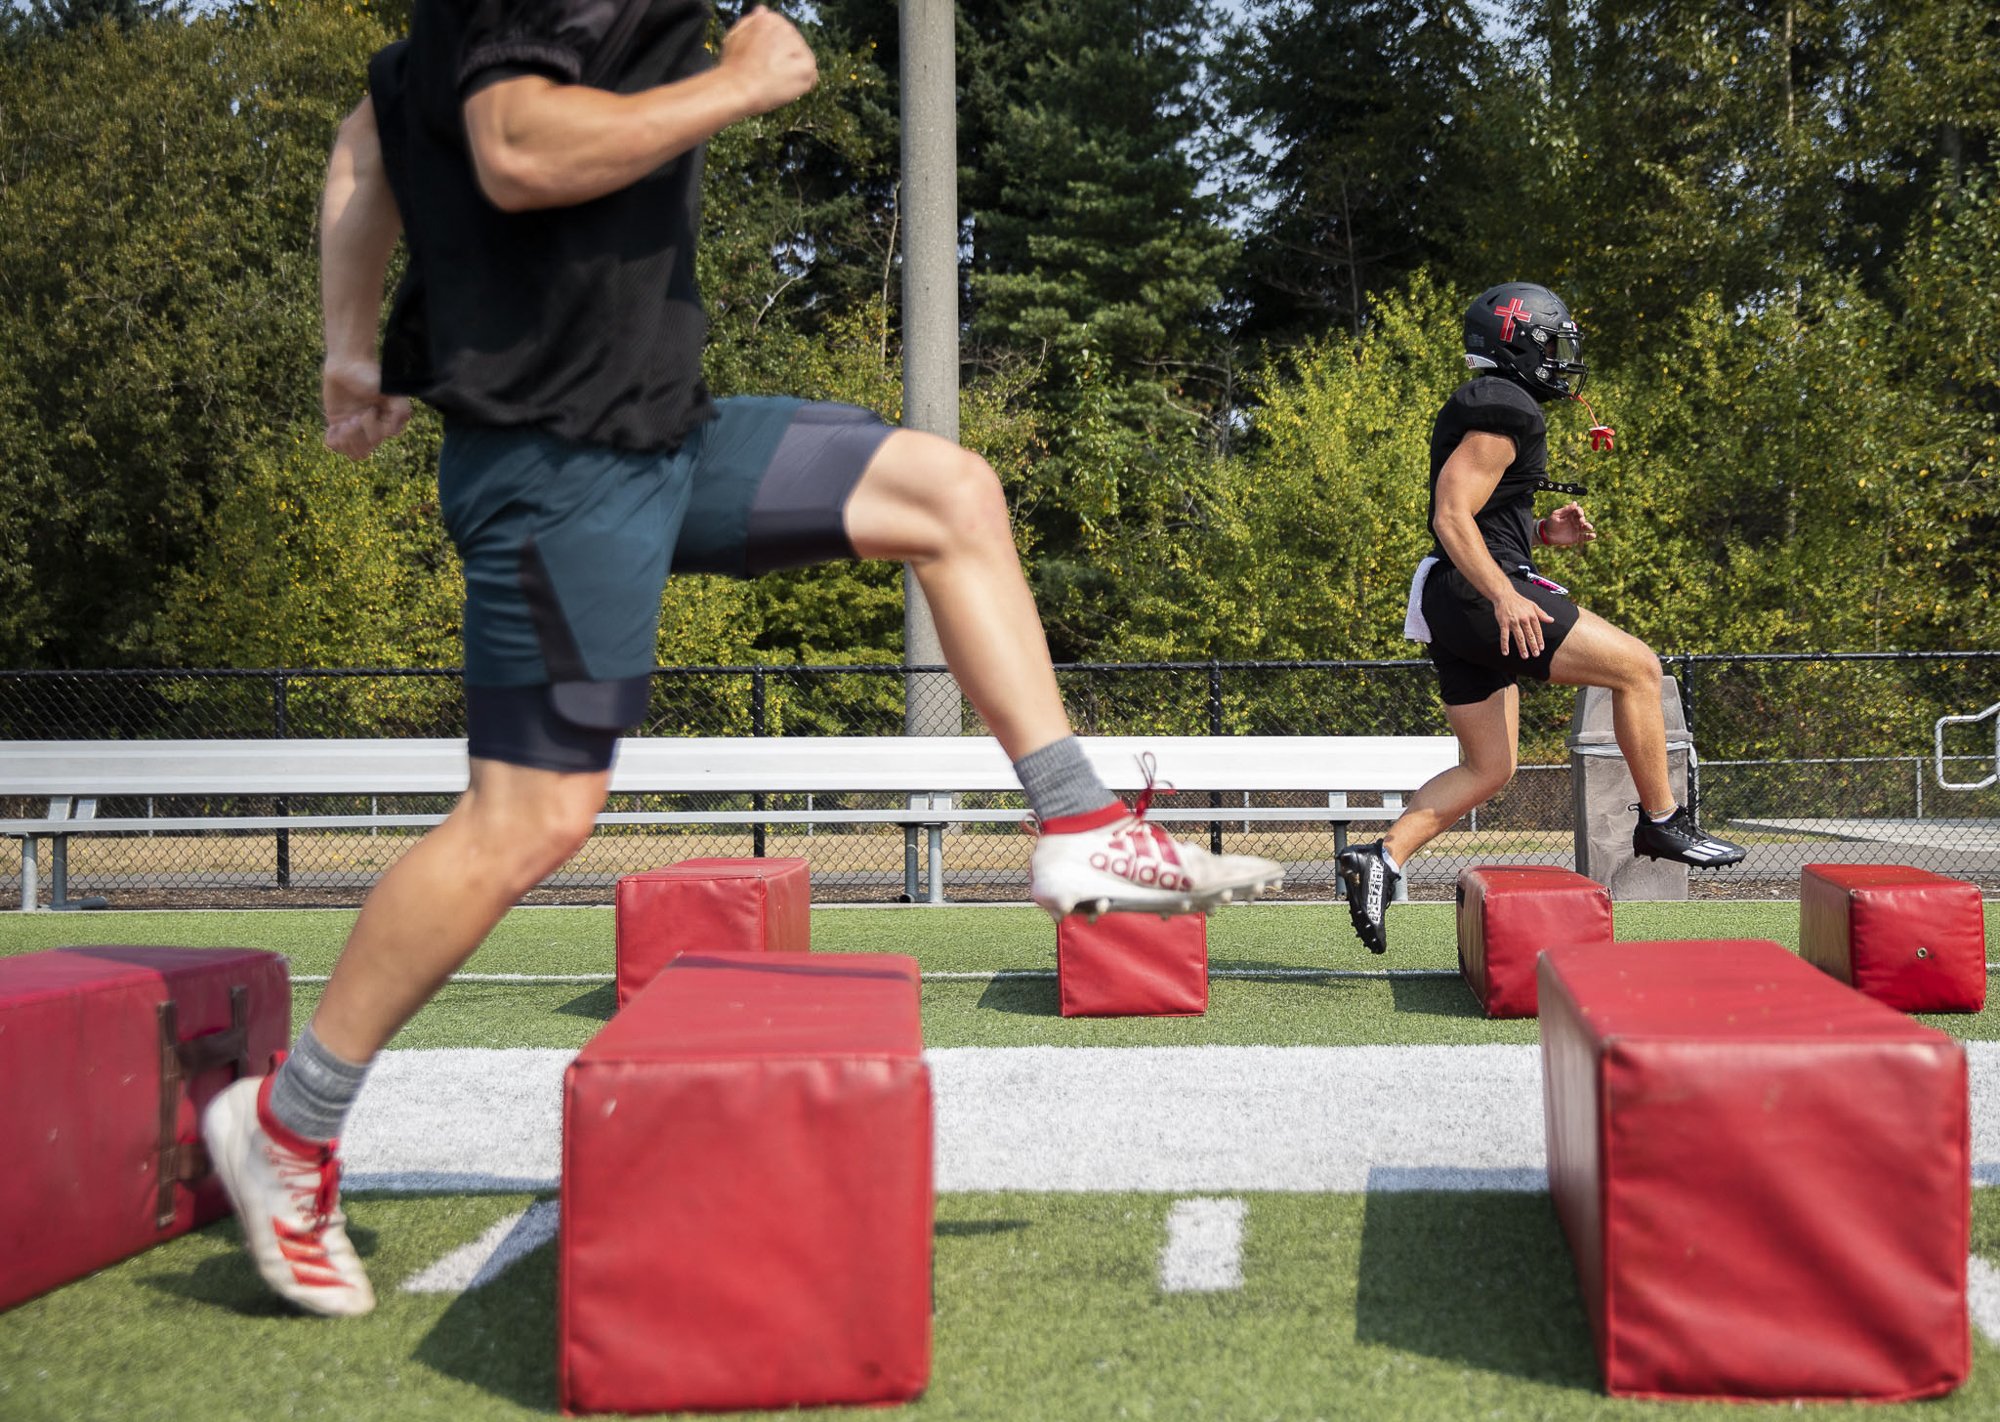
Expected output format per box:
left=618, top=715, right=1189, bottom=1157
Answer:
left=1057, top=912, right=1207, bottom=1017
left=0, top=946, right=290, bottom=1312
left=1457, top=865, right=1612, bottom=1017
left=1800, top=863, right=1987, bottom=1013
left=613, top=856, right=811, bottom=1007
left=561, top=953, right=931, bottom=1414
left=1539, top=939, right=1968, bottom=1402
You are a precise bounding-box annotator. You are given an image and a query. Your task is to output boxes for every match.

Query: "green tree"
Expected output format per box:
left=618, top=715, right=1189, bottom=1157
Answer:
left=1222, top=0, right=1491, bottom=344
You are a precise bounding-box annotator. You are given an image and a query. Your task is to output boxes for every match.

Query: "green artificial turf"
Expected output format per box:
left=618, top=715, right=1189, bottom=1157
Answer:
left=9, top=900, right=1990, bottom=1047
left=3, top=1190, right=1995, bottom=1421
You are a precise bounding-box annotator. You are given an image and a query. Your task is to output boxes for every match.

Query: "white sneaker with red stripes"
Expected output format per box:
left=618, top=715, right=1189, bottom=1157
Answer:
left=201, top=1070, right=375, bottom=1317
left=1029, top=800, right=1285, bottom=919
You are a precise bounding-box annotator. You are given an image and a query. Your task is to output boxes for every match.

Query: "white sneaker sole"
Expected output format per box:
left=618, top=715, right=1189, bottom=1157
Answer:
left=1032, top=867, right=1286, bottom=921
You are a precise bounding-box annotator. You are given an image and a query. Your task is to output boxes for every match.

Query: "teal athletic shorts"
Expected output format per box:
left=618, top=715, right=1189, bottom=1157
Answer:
left=439, top=396, right=895, bottom=771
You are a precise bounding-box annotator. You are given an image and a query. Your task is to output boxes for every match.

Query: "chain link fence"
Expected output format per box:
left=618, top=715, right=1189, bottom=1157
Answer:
left=3, top=653, right=1997, bottom=908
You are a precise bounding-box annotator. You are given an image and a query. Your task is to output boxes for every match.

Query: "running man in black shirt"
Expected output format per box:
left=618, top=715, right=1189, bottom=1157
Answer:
left=201, top=1, right=1282, bottom=1317
left=1337, top=283, right=1743, bottom=955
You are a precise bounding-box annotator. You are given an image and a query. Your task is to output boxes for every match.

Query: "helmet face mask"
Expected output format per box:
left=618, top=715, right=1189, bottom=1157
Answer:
left=1464, top=282, right=1587, bottom=400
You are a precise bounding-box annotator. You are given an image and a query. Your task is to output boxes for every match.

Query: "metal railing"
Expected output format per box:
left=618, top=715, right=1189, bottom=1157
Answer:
left=4, top=651, right=1997, bottom=906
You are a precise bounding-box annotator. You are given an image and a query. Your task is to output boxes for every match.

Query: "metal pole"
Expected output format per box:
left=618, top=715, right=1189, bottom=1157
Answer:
left=902, top=0, right=963, bottom=904
left=899, top=0, right=962, bottom=740
left=751, top=668, right=767, bottom=858
left=273, top=672, right=291, bottom=889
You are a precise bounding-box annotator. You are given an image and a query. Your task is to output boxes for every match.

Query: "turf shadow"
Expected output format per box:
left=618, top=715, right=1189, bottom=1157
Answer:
left=975, top=975, right=1060, bottom=1017
left=142, top=1221, right=380, bottom=1317
left=556, top=984, right=617, bottom=1022
left=1387, top=974, right=1485, bottom=1020
left=935, top=1218, right=1030, bottom=1238
left=412, top=1243, right=559, bottom=1410
left=1353, top=1190, right=1597, bottom=1390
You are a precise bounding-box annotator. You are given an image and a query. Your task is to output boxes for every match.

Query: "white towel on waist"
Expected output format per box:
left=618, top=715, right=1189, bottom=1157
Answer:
left=1402, top=557, right=1440, bottom=643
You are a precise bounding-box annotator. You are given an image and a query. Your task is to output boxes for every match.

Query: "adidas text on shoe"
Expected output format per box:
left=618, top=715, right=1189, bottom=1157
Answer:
left=202, top=1072, right=375, bottom=1317
left=1631, top=805, right=1747, bottom=869
left=1030, top=801, right=1284, bottom=920
left=1337, top=840, right=1399, bottom=955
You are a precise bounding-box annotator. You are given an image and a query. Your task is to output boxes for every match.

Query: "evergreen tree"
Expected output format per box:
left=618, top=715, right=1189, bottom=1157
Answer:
left=1221, top=0, right=1490, bottom=343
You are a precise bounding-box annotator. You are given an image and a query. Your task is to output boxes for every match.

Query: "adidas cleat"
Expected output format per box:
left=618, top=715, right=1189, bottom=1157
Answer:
left=1337, top=840, right=1400, bottom=955
left=1632, top=805, right=1746, bottom=869
left=202, top=1071, right=375, bottom=1318
left=1030, top=801, right=1284, bottom=921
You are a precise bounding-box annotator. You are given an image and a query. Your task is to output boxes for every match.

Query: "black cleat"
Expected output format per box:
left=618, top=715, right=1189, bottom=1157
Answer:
left=1632, top=805, right=1746, bottom=869
left=1337, top=840, right=1400, bottom=954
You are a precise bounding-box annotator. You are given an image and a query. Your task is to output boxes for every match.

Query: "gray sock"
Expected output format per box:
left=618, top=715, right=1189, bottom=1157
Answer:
left=1013, top=736, right=1118, bottom=824
left=266, top=1024, right=372, bottom=1144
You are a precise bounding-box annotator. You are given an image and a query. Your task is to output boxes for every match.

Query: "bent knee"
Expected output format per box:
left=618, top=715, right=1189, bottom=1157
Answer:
left=462, top=786, right=600, bottom=885
left=1465, top=758, right=1517, bottom=800
left=925, top=449, right=1011, bottom=552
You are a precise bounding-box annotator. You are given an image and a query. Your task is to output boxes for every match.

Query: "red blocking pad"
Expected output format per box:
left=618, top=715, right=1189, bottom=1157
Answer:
left=560, top=953, right=932, bottom=1415
left=613, top=856, right=810, bottom=1007
left=0, top=946, right=290, bottom=1312
left=1057, top=912, right=1207, bottom=1017
left=1457, top=865, right=1612, bottom=1018
left=1539, top=939, right=1968, bottom=1402
left=1800, top=863, right=1987, bottom=1013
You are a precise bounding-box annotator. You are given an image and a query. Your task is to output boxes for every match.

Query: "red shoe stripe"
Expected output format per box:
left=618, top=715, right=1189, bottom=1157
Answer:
left=278, top=1237, right=329, bottom=1265
left=289, top=1264, right=348, bottom=1289
left=274, top=1218, right=328, bottom=1246
left=1038, top=801, right=1127, bottom=835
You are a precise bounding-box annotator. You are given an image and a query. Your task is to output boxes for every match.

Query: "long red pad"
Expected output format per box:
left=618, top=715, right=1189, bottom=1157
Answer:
left=1540, top=939, right=1968, bottom=1401
left=560, top=952, right=931, bottom=1414
left=0, top=946, right=289, bottom=1312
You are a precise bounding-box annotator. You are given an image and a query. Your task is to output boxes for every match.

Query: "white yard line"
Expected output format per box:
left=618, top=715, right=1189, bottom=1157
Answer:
left=1159, top=1198, right=1248, bottom=1294
left=341, top=1042, right=2000, bottom=1195
left=400, top=1200, right=559, bottom=1294
left=1969, top=1255, right=2000, bottom=1345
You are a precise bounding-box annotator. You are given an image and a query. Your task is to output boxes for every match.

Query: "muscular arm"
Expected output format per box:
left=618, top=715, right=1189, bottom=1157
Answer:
left=320, top=97, right=411, bottom=460
left=1433, top=430, right=1554, bottom=658
left=462, top=5, right=816, bottom=213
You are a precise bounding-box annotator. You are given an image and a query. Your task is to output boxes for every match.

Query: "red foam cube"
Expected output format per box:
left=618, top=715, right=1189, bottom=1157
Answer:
left=0, top=946, right=290, bottom=1312
left=1057, top=912, right=1207, bottom=1017
left=1539, top=939, right=1968, bottom=1402
left=560, top=953, right=932, bottom=1414
left=1800, top=864, right=1987, bottom=1013
left=613, top=856, right=811, bottom=1007
left=1457, top=865, right=1613, bottom=1017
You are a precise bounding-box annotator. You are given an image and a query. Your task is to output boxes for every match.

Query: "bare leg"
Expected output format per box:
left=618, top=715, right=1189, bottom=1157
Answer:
left=844, top=430, right=1072, bottom=761
left=1546, top=608, right=1672, bottom=814
left=309, top=758, right=609, bottom=1061
left=1383, top=686, right=1518, bottom=865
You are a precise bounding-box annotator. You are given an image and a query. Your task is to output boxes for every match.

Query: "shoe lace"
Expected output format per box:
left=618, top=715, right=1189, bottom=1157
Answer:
left=1125, top=752, right=1183, bottom=852
left=275, top=1139, right=341, bottom=1227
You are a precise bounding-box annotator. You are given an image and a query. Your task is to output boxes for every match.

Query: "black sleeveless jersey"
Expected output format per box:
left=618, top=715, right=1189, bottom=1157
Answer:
left=1426, top=376, right=1549, bottom=571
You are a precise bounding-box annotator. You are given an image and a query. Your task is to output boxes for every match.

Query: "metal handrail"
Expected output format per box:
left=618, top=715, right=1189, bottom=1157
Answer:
left=1935, top=702, right=2000, bottom=791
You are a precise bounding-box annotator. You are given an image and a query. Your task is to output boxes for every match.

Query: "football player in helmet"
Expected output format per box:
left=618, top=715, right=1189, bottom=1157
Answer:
left=1338, top=283, right=1743, bottom=954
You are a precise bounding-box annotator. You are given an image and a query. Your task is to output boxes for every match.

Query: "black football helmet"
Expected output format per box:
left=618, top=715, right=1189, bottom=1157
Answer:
left=1464, top=282, right=1587, bottom=401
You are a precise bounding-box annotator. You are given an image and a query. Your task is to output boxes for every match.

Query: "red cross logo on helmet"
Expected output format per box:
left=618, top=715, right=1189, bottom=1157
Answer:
left=1493, top=297, right=1531, bottom=342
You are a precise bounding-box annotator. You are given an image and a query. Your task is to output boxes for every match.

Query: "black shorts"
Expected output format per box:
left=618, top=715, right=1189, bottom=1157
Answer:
left=441, top=398, right=895, bottom=772
left=1421, top=564, right=1581, bottom=706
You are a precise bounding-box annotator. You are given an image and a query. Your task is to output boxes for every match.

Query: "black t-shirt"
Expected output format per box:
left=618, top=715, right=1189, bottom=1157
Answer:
left=369, top=0, right=716, bottom=452
left=1425, top=376, right=1549, bottom=572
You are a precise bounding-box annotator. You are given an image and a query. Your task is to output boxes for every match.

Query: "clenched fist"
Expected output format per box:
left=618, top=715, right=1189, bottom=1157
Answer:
left=719, top=6, right=817, bottom=116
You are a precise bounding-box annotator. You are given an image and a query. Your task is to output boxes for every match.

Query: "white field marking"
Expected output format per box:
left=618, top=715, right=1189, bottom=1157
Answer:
left=342, top=1041, right=2000, bottom=1196
left=1970, top=1256, right=2000, bottom=1345
left=1159, top=1198, right=1248, bottom=1293
left=401, top=1200, right=559, bottom=1295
